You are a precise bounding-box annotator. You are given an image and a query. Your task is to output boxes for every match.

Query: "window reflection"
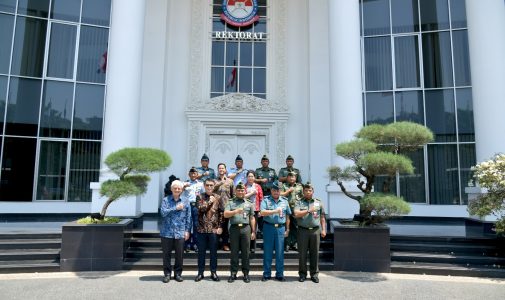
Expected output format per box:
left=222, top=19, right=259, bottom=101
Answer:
left=422, top=32, right=453, bottom=88
left=459, top=144, right=476, bottom=205
left=77, top=26, right=108, bottom=84
left=425, top=89, right=456, bottom=142
left=394, top=35, right=420, bottom=88
left=395, top=90, right=424, bottom=124
left=51, top=0, right=81, bottom=22
left=6, top=77, right=42, bottom=136
left=400, top=148, right=426, bottom=203
left=81, top=0, right=111, bottom=26
left=0, top=14, right=14, bottom=74
left=0, top=0, right=16, bottom=13
left=452, top=30, right=471, bottom=86
left=428, top=144, right=460, bottom=205
left=365, top=92, right=394, bottom=125
left=40, top=80, right=73, bottom=138
left=47, top=23, right=77, bottom=79
left=36, top=140, right=68, bottom=200
left=420, top=0, right=450, bottom=31
left=450, top=0, right=467, bottom=29
left=364, top=36, right=392, bottom=91
left=11, top=17, right=47, bottom=78
left=18, top=0, right=50, bottom=18
left=68, top=141, right=101, bottom=202
left=73, top=83, right=104, bottom=140
left=0, top=76, right=6, bottom=131
left=362, top=0, right=390, bottom=36
left=391, top=0, right=419, bottom=33
left=456, top=88, right=474, bottom=142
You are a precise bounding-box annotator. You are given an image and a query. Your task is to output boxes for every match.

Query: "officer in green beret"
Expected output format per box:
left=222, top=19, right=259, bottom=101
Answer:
left=294, top=182, right=326, bottom=284
left=280, top=171, right=303, bottom=252
left=196, top=153, right=216, bottom=182
left=255, top=154, right=278, bottom=197
left=278, top=155, right=302, bottom=183
left=224, top=182, right=256, bottom=283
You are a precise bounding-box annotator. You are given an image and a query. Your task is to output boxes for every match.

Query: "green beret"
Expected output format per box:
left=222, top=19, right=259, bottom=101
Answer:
left=261, top=154, right=269, bottom=161
left=302, top=181, right=313, bottom=189
left=236, top=182, right=246, bottom=190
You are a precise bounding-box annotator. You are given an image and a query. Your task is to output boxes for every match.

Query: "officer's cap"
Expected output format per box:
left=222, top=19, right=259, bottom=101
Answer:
left=302, top=181, right=313, bottom=189
left=287, top=171, right=297, bottom=177
left=286, top=155, right=294, bottom=161
left=236, top=182, right=246, bottom=190
left=261, top=154, right=269, bottom=161
left=271, top=181, right=281, bottom=190
left=189, top=167, right=198, bottom=173
left=201, top=153, right=209, bottom=161
left=235, top=155, right=243, bottom=161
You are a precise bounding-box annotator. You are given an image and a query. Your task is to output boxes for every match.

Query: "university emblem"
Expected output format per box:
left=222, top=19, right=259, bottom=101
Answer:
left=221, top=0, right=260, bottom=27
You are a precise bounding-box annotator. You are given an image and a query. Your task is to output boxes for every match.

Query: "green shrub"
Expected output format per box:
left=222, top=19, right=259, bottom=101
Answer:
left=361, top=193, right=411, bottom=225
left=76, top=216, right=121, bottom=224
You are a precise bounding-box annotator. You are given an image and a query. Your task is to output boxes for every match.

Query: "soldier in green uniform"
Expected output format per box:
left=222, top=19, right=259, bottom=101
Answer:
left=224, top=182, right=256, bottom=283
left=294, top=182, right=327, bottom=283
left=255, top=154, right=277, bottom=197
left=278, top=155, right=302, bottom=183
left=280, top=171, right=303, bottom=251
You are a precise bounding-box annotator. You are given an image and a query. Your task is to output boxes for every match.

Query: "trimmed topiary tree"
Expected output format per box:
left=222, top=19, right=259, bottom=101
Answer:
left=468, top=153, right=505, bottom=234
left=98, top=147, right=171, bottom=219
left=328, top=121, right=434, bottom=225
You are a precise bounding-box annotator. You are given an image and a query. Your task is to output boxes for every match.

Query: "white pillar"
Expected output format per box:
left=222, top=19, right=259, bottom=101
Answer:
left=466, top=0, right=505, bottom=163
left=326, top=0, right=363, bottom=218
left=92, top=0, right=146, bottom=217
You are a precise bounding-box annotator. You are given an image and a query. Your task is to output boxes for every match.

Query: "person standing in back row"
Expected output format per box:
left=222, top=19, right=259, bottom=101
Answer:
left=255, top=154, right=277, bottom=197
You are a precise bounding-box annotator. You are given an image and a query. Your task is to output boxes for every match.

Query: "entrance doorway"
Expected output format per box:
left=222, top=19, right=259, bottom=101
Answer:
left=209, top=134, right=266, bottom=170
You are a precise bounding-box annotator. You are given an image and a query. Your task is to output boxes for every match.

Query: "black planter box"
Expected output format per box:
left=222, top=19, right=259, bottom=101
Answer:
left=331, top=220, right=390, bottom=272
left=60, top=219, right=133, bottom=272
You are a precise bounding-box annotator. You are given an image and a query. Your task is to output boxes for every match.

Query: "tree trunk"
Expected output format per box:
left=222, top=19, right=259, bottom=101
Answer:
left=100, top=197, right=115, bottom=219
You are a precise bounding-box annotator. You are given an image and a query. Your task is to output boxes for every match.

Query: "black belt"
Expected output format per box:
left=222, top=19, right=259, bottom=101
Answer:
left=230, top=223, right=249, bottom=227
left=299, top=226, right=319, bottom=230
left=264, top=221, right=285, bottom=228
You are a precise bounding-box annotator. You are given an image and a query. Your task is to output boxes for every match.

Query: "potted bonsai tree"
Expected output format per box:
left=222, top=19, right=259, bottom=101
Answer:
left=61, top=147, right=171, bottom=272
left=327, top=121, right=433, bottom=272
left=468, top=153, right=505, bottom=235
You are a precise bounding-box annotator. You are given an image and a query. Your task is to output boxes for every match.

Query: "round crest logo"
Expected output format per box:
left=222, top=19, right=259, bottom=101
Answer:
left=221, top=0, right=260, bottom=27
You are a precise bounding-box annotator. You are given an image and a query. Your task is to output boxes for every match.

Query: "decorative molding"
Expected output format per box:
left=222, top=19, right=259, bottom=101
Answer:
left=189, top=93, right=286, bottom=112
left=188, top=120, right=200, bottom=167
left=273, top=0, right=288, bottom=107
left=276, top=121, right=287, bottom=163
left=188, top=0, right=207, bottom=108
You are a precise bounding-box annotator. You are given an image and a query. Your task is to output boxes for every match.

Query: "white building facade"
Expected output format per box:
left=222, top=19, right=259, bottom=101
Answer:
left=0, top=0, right=504, bottom=219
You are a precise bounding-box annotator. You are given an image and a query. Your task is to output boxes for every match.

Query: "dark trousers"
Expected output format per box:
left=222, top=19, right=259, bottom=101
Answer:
left=297, top=227, right=320, bottom=277
left=185, top=204, right=198, bottom=249
left=250, top=211, right=262, bottom=250
left=229, top=224, right=251, bottom=274
left=161, top=237, right=184, bottom=276
left=262, top=222, right=286, bottom=278
left=219, top=218, right=230, bottom=248
left=197, top=232, right=218, bottom=274
left=285, top=215, right=298, bottom=247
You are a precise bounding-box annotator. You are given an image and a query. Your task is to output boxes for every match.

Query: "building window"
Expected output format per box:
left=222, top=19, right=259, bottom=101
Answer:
left=360, top=0, right=475, bottom=205
left=210, top=0, right=267, bottom=99
left=0, top=0, right=111, bottom=202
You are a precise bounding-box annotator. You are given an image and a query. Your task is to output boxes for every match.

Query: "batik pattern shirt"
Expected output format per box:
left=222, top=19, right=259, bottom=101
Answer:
left=160, top=196, right=192, bottom=239
left=196, top=193, right=224, bottom=233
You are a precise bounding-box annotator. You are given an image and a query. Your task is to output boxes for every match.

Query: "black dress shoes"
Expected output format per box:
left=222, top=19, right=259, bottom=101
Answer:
left=275, top=277, right=286, bottom=282
left=162, top=275, right=170, bottom=283
left=243, top=274, right=251, bottom=283
left=311, top=276, right=319, bottom=283
left=174, top=274, right=183, bottom=282
left=228, top=274, right=237, bottom=283
left=261, top=276, right=271, bottom=282
left=299, top=275, right=306, bottom=282
left=194, top=274, right=204, bottom=282
left=210, top=272, right=220, bottom=282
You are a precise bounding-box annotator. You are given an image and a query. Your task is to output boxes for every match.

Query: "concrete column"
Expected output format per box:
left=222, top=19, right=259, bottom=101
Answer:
left=466, top=0, right=505, bottom=163
left=326, top=0, right=363, bottom=218
left=92, top=0, right=146, bottom=217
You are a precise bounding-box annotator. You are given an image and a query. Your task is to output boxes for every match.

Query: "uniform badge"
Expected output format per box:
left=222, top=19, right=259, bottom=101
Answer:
left=221, top=0, right=260, bottom=27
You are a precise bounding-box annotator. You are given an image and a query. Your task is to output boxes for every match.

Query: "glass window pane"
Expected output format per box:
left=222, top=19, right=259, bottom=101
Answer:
left=0, top=0, right=16, bottom=13
left=226, top=42, right=238, bottom=66
left=68, top=141, right=101, bottom=202
left=422, top=32, right=453, bottom=88
left=0, top=75, right=6, bottom=132
left=240, top=42, right=252, bottom=66
left=211, top=67, right=224, bottom=93
left=50, top=0, right=81, bottom=22
left=77, top=26, right=108, bottom=83
left=400, top=148, right=426, bottom=203
left=0, top=14, right=14, bottom=74
left=18, top=0, right=50, bottom=18
left=254, top=42, right=266, bottom=67
left=225, top=66, right=238, bottom=93
left=450, top=0, right=467, bottom=29
left=459, top=143, right=476, bottom=205
left=212, top=41, right=224, bottom=65
left=452, top=30, right=471, bottom=86
left=394, top=35, right=420, bottom=88
left=374, top=175, right=397, bottom=194
left=254, top=19, right=266, bottom=33
left=0, top=137, right=37, bottom=201
left=420, top=0, right=450, bottom=31
left=72, top=83, right=104, bottom=140
left=40, top=80, right=73, bottom=138
left=253, top=68, right=266, bottom=94
left=213, top=19, right=225, bottom=31
left=365, top=92, right=394, bottom=125
left=47, top=23, right=77, bottom=79
left=11, top=17, right=48, bottom=78
left=364, top=37, right=393, bottom=91
left=428, top=144, right=460, bottom=204
left=82, top=0, right=111, bottom=26
left=36, top=140, right=68, bottom=200
left=425, top=89, right=456, bottom=142
left=238, top=67, right=252, bottom=93
left=395, top=90, right=424, bottom=124
left=5, top=77, right=42, bottom=136
left=456, top=88, right=474, bottom=142
left=391, top=0, right=419, bottom=33
left=362, top=0, right=390, bottom=36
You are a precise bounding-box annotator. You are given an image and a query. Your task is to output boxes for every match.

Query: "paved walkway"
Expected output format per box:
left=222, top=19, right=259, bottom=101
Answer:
left=1, top=270, right=504, bottom=300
